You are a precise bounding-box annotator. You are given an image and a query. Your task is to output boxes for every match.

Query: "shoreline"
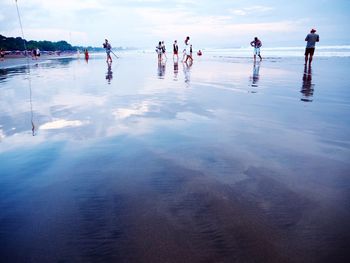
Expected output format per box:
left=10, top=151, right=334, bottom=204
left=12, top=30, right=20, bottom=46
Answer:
left=0, top=54, right=79, bottom=69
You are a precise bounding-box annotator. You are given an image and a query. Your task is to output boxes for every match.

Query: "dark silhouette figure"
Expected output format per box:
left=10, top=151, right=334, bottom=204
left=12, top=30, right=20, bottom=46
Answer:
left=301, top=65, right=314, bottom=102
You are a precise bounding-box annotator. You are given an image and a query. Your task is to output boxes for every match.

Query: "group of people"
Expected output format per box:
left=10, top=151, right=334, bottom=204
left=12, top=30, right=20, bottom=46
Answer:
left=156, top=36, right=201, bottom=64
left=101, top=29, right=319, bottom=67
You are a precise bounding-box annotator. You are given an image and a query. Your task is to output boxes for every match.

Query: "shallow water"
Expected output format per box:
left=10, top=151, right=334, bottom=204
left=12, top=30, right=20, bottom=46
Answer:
left=1, top=54, right=350, bottom=262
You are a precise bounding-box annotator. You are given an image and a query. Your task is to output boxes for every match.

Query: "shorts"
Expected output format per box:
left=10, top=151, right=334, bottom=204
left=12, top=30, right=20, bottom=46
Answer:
left=254, top=47, right=260, bottom=55
left=173, top=51, right=178, bottom=55
left=106, top=50, right=111, bottom=55
left=305, top=48, right=315, bottom=56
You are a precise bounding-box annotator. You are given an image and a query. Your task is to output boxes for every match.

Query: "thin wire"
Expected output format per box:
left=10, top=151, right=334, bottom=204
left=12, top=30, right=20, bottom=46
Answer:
left=14, top=0, right=36, bottom=135
left=14, top=0, right=28, bottom=56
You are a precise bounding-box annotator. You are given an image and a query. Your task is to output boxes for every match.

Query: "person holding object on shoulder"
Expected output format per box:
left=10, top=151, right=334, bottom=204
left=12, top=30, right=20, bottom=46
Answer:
left=103, top=39, right=112, bottom=63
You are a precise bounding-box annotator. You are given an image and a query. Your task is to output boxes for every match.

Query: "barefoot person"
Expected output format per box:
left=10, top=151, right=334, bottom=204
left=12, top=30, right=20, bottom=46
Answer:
left=156, top=41, right=163, bottom=61
left=173, top=40, right=179, bottom=60
left=184, top=36, right=193, bottom=64
left=305, top=29, right=319, bottom=65
left=103, top=39, right=112, bottom=63
left=161, top=41, right=167, bottom=60
left=250, top=37, right=262, bottom=61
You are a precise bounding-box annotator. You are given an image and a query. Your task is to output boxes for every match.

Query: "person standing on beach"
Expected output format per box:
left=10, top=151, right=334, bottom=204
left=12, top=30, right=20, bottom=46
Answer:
left=161, top=41, right=167, bottom=60
left=173, top=40, right=179, bottom=60
left=156, top=41, right=163, bottom=61
left=36, top=48, right=40, bottom=58
left=305, top=29, right=319, bottom=65
left=184, top=36, right=193, bottom=64
left=250, top=37, right=262, bottom=61
left=103, top=39, right=112, bottom=63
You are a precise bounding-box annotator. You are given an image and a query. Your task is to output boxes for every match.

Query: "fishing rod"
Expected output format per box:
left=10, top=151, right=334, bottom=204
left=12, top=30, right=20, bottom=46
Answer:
left=110, top=50, right=119, bottom=59
left=14, top=0, right=29, bottom=57
left=14, top=0, right=36, bottom=135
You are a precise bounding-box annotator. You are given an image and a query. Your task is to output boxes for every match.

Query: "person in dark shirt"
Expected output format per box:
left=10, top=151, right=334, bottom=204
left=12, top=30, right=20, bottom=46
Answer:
left=173, top=40, right=179, bottom=61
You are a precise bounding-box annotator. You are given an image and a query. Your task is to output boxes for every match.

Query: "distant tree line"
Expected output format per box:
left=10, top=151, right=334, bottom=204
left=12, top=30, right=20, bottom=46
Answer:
left=0, top=35, right=76, bottom=51
left=0, top=35, right=113, bottom=52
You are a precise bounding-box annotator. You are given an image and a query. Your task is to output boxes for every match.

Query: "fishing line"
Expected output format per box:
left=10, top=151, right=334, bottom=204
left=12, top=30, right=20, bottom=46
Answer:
left=14, top=0, right=36, bottom=136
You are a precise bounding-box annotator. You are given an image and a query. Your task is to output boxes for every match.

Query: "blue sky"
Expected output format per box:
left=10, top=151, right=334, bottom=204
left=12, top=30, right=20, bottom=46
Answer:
left=1, top=0, right=349, bottom=48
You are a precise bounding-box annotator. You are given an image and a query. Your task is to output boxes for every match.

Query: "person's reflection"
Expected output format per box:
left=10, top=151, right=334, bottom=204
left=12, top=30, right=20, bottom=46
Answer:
left=106, top=61, right=113, bottom=84
left=183, top=60, right=192, bottom=85
left=250, top=61, right=260, bottom=87
left=157, top=60, right=166, bottom=79
left=301, top=65, right=314, bottom=102
left=173, top=60, right=178, bottom=80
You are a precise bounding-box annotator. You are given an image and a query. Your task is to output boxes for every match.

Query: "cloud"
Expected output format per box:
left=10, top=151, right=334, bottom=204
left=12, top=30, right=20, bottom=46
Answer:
left=134, top=7, right=303, bottom=46
left=17, top=0, right=103, bottom=12
left=230, top=5, right=274, bottom=16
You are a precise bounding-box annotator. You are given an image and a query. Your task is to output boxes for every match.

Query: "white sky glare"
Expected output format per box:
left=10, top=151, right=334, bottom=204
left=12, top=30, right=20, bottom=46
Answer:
left=1, top=0, right=349, bottom=48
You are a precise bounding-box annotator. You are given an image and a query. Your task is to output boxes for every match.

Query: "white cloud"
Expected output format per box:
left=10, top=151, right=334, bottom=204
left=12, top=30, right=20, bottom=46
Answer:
left=18, top=0, right=102, bottom=12
left=230, top=5, right=274, bottom=16
left=39, top=119, right=88, bottom=130
left=134, top=7, right=303, bottom=46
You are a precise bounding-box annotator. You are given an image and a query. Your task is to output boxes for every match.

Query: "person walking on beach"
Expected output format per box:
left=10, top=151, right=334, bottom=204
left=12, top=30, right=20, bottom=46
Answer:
left=84, top=49, right=89, bottom=62
left=184, top=36, right=193, bottom=64
left=250, top=37, right=262, bottom=61
left=173, top=40, right=179, bottom=60
left=103, top=39, right=112, bottom=63
left=304, top=29, right=319, bottom=65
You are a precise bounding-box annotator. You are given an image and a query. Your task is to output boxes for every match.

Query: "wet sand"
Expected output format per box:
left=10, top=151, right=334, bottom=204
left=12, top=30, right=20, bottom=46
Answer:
left=0, top=54, right=349, bottom=262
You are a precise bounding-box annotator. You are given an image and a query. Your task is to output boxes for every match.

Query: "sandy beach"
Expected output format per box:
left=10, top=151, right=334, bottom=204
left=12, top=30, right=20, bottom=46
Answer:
left=0, top=53, right=81, bottom=69
left=0, top=52, right=349, bottom=262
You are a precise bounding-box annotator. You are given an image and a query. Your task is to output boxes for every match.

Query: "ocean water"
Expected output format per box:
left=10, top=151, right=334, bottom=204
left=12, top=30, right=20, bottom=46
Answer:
left=140, top=45, right=350, bottom=58
left=0, top=53, right=349, bottom=262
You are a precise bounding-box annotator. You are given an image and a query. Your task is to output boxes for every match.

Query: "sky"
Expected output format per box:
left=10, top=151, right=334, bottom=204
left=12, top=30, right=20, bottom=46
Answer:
left=1, top=0, right=349, bottom=49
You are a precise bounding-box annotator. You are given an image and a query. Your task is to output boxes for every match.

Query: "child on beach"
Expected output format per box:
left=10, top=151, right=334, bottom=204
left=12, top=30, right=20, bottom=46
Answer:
left=84, top=49, right=89, bottom=61
left=250, top=37, right=262, bottom=61
left=103, top=39, right=112, bottom=63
